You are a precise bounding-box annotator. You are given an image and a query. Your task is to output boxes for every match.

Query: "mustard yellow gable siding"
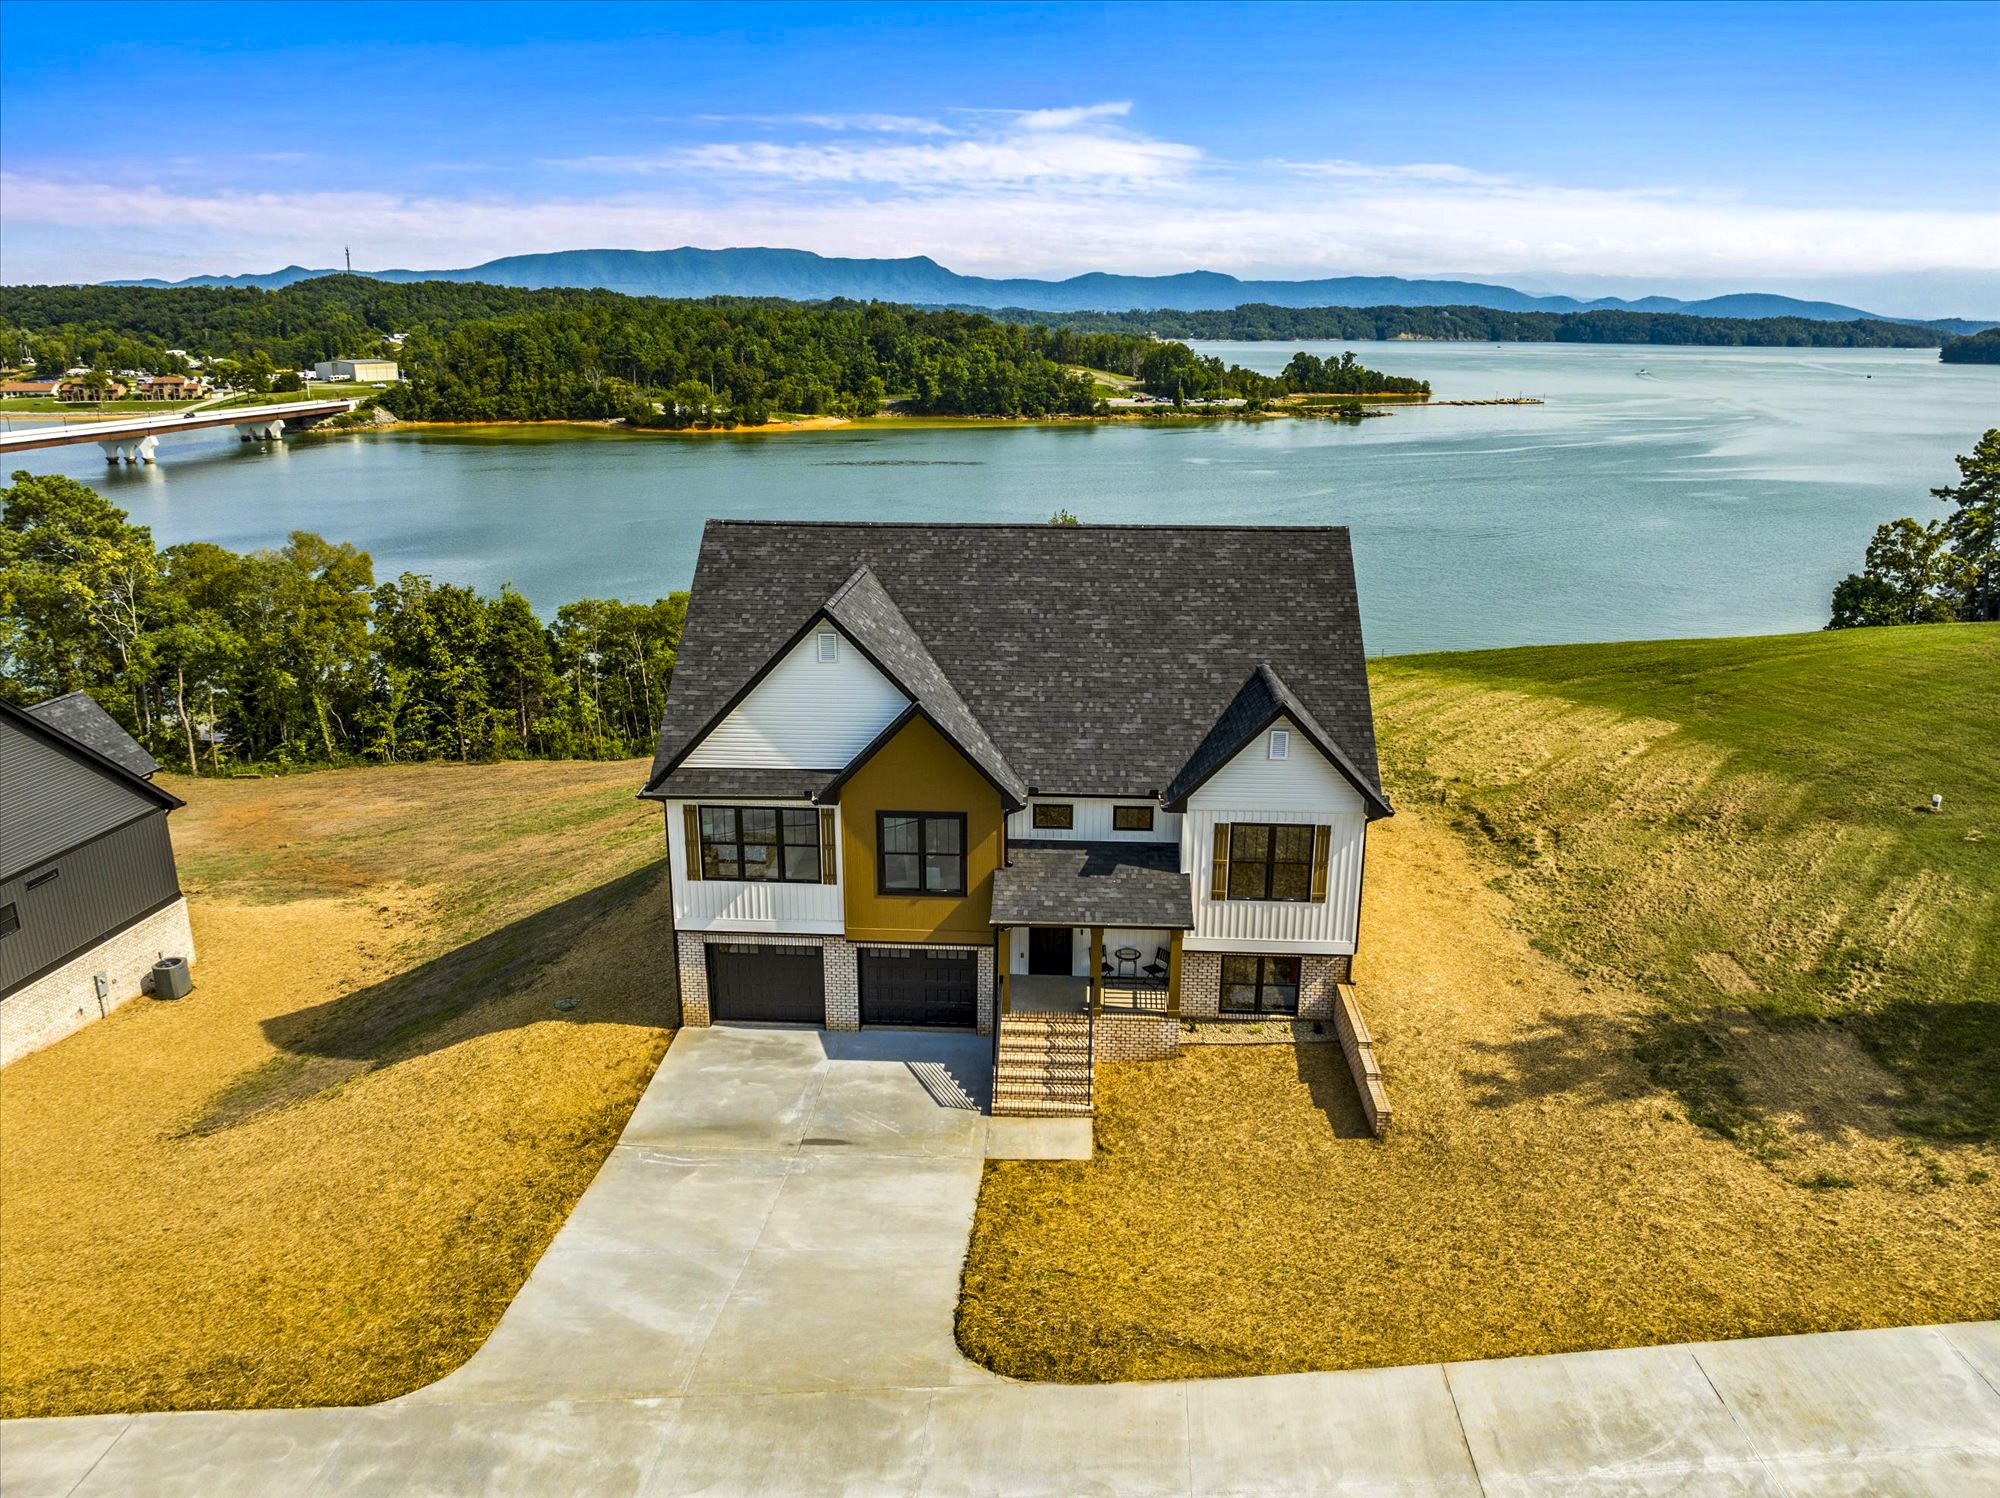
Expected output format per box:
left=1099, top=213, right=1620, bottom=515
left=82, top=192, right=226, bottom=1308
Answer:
left=839, top=715, right=1002, bottom=943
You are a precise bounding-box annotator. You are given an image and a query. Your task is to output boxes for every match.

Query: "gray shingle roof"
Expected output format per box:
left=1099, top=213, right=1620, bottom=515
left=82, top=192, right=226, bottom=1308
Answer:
left=1162, top=663, right=1391, bottom=817
left=26, top=690, right=159, bottom=779
left=821, top=567, right=1026, bottom=803
left=652, top=767, right=842, bottom=801
left=648, top=522, right=1386, bottom=807
left=990, top=841, right=1195, bottom=928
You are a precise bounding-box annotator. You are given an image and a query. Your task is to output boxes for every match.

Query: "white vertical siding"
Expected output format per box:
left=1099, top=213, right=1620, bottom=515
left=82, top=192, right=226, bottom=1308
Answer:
left=664, top=800, right=846, bottom=934
left=682, top=627, right=908, bottom=769
left=1007, top=797, right=1182, bottom=844
left=1182, top=719, right=1367, bottom=954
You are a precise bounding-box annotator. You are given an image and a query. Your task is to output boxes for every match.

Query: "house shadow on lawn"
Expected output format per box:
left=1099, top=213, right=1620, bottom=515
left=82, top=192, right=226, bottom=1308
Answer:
left=1460, top=1009, right=1647, bottom=1112
left=1293, top=1040, right=1377, bottom=1140
left=185, top=863, right=672, bottom=1136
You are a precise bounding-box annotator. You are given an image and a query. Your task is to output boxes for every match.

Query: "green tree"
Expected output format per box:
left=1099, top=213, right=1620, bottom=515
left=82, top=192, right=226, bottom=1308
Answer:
left=1934, top=429, right=1999, bottom=622
left=0, top=471, right=159, bottom=728
left=1828, top=518, right=1965, bottom=629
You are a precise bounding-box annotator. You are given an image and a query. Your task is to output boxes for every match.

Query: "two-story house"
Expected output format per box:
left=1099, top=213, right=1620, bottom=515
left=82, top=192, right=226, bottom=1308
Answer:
left=641, top=521, right=1393, bottom=1119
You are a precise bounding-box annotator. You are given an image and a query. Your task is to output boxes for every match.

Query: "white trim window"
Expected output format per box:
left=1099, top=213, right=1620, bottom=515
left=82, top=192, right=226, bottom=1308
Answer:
left=815, top=629, right=840, bottom=663
left=1268, top=728, right=1290, bottom=760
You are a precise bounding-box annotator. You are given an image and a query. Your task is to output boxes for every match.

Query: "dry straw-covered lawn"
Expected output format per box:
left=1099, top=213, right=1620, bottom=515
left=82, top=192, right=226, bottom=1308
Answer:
left=0, top=760, right=673, bottom=1418
left=960, top=626, right=2000, bottom=1382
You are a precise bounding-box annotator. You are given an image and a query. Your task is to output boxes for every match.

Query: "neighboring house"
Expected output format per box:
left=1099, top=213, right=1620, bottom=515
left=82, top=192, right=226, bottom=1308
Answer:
left=135, top=373, right=205, bottom=400
left=0, top=695, right=194, bottom=1068
left=312, top=358, right=401, bottom=383
left=57, top=377, right=129, bottom=401
left=642, top=522, right=1393, bottom=1120
left=0, top=379, right=61, bottom=399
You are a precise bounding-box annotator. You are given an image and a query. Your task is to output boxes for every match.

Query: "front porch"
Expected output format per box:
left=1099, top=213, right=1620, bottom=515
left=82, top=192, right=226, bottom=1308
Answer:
left=988, top=840, right=1199, bottom=1116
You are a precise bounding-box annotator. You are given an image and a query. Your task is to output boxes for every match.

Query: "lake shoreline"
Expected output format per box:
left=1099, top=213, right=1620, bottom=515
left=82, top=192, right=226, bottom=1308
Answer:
left=300, top=402, right=1420, bottom=442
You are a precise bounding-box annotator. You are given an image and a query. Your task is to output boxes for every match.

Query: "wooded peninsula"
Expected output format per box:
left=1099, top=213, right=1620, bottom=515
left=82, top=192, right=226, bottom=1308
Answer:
left=0, top=278, right=1425, bottom=426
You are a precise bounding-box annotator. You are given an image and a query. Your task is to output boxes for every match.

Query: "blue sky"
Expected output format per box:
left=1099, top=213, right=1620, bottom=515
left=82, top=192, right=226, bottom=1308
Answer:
left=3, top=1, right=1995, bottom=313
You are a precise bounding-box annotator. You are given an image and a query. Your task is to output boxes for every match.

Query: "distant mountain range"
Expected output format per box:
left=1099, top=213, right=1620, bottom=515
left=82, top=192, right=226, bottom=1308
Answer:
left=106, top=247, right=1993, bottom=332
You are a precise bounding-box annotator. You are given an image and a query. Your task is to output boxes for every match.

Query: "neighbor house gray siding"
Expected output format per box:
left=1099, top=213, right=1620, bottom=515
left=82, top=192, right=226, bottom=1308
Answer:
left=2, top=719, right=161, bottom=880
left=0, top=814, right=183, bottom=993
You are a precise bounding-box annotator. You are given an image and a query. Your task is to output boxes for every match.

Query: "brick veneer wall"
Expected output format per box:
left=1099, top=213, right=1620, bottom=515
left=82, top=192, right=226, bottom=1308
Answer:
left=1, top=898, right=195, bottom=1068
left=1094, top=1013, right=1180, bottom=1062
left=1178, top=950, right=1349, bottom=1021
left=674, top=932, right=994, bottom=1035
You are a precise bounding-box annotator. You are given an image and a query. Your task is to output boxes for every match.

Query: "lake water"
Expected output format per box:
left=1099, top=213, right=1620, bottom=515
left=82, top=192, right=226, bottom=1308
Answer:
left=7, top=343, right=1993, bottom=656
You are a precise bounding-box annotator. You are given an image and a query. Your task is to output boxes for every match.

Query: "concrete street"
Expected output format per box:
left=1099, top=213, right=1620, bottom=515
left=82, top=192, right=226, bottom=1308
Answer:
left=4, top=1025, right=1997, bottom=1495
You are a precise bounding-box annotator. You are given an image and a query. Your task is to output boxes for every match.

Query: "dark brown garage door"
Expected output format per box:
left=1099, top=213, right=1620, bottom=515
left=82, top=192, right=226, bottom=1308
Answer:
left=706, top=943, right=825, bottom=1025
left=858, top=947, right=978, bottom=1029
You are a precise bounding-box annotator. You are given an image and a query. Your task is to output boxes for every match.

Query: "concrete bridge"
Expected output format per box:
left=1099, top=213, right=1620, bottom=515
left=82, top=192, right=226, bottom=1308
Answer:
left=0, top=399, right=357, bottom=464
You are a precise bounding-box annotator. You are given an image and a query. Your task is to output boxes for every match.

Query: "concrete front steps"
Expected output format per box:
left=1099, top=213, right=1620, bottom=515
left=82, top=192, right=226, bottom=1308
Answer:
left=991, top=1012, right=1094, bottom=1117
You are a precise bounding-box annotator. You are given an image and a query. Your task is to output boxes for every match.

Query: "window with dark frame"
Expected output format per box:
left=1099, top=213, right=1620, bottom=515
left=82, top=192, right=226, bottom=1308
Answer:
left=0, top=902, right=17, bottom=939
left=1031, top=802, right=1074, bottom=830
left=1219, top=954, right=1302, bottom=1014
left=1224, top=822, right=1316, bottom=901
left=1112, top=804, right=1155, bottom=832
left=698, top=805, right=822, bottom=883
left=878, top=812, right=967, bottom=895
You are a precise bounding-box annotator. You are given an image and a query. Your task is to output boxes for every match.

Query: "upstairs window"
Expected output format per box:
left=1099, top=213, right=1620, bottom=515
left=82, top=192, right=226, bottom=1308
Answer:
left=699, top=805, right=822, bottom=883
left=815, top=629, right=840, bottom=663
left=1222, top=822, right=1316, bottom=902
left=878, top=812, right=966, bottom=896
left=1112, top=804, right=1155, bottom=832
left=1268, top=729, right=1290, bottom=760
left=1031, top=803, right=1074, bottom=830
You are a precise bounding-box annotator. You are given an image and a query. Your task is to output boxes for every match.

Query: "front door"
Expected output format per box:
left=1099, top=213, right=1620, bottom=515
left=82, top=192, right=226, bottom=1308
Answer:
left=1027, top=926, right=1073, bottom=976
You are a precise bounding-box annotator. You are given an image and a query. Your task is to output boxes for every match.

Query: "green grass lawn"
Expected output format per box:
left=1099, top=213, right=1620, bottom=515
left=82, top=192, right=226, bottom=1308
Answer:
left=1370, top=622, right=2000, bottom=1143
left=0, top=398, right=206, bottom=415
left=963, top=623, right=1999, bottom=1383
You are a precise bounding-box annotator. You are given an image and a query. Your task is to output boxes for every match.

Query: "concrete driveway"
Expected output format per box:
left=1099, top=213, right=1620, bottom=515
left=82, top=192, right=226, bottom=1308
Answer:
left=415, top=1025, right=1010, bottom=1407
left=5, top=1025, right=1999, bottom=1496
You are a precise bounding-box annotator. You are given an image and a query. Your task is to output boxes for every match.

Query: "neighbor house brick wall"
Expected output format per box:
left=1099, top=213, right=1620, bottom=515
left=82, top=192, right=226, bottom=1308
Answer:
left=1094, top=1013, right=1180, bottom=1062
left=0, top=898, right=194, bottom=1068
left=1176, top=950, right=1347, bottom=1021
left=674, top=932, right=994, bottom=1035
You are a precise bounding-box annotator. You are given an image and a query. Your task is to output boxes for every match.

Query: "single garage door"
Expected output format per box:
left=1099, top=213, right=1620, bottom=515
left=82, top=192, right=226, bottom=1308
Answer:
left=706, top=943, right=825, bottom=1025
left=858, top=947, right=978, bottom=1029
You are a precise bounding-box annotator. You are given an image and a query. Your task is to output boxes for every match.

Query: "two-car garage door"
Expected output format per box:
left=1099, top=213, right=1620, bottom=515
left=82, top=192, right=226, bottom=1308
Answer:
left=706, top=943, right=825, bottom=1024
left=704, top=942, right=979, bottom=1029
left=858, top=947, right=978, bottom=1029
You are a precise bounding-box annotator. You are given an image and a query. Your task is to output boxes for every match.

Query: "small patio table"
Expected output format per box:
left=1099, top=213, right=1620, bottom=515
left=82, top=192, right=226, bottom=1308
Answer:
left=1114, top=946, right=1142, bottom=978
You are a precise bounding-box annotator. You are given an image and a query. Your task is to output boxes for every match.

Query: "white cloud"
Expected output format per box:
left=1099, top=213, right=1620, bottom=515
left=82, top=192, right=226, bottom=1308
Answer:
left=1277, top=158, right=1515, bottom=187
left=5, top=135, right=1996, bottom=312
left=692, top=112, right=955, bottom=135
left=1012, top=101, right=1132, bottom=131
left=560, top=102, right=1194, bottom=189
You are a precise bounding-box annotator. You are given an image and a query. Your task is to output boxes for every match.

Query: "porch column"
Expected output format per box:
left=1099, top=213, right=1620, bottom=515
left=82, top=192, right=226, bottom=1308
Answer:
left=1090, top=925, right=1105, bottom=1014
left=1167, top=930, right=1184, bottom=1019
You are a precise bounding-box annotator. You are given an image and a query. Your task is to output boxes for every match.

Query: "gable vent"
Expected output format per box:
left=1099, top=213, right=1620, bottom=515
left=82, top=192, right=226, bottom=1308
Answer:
left=815, top=630, right=840, bottom=663
left=1268, top=729, right=1290, bottom=761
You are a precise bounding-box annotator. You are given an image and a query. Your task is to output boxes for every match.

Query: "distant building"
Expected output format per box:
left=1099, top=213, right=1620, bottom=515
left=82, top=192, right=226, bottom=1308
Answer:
left=0, top=379, right=60, bottom=399
left=313, top=357, right=402, bottom=383
left=135, top=374, right=206, bottom=401
left=57, top=377, right=129, bottom=401
left=1, top=694, right=194, bottom=1067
